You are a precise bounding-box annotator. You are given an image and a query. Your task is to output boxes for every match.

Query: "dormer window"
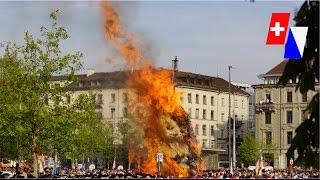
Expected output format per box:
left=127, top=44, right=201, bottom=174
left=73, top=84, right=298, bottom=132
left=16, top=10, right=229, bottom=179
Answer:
left=91, top=81, right=96, bottom=86
left=186, top=78, right=190, bottom=83
left=79, top=82, right=83, bottom=87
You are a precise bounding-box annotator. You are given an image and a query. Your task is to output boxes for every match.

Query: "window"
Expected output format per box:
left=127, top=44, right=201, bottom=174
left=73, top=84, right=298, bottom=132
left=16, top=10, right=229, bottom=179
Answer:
left=241, top=115, right=244, bottom=120
left=221, top=98, right=225, bottom=107
left=111, top=93, right=116, bottom=103
left=241, top=100, right=244, bottom=108
left=79, top=82, right=83, bottom=87
left=202, top=125, right=207, bottom=136
left=196, top=94, right=199, bottom=104
left=301, top=110, right=307, bottom=121
left=203, top=109, right=207, bottom=119
left=210, top=140, right=215, bottom=148
left=97, top=81, right=101, bottom=86
left=211, top=110, right=214, bottom=120
left=266, top=132, right=272, bottom=144
left=195, top=124, right=199, bottom=135
left=188, top=108, right=192, bottom=118
left=180, top=97, right=183, bottom=103
left=98, top=112, right=103, bottom=120
left=97, top=94, right=103, bottom=104
left=302, top=93, right=307, bottom=102
left=202, top=139, right=207, bottom=148
left=123, top=93, right=128, bottom=103
left=211, top=96, right=214, bottom=106
left=203, top=95, right=207, bottom=105
left=235, top=99, right=238, bottom=108
left=44, top=95, right=49, bottom=105
left=66, top=95, right=71, bottom=104
left=287, top=91, right=292, bottom=102
left=111, top=108, right=116, bottom=119
left=221, top=130, right=224, bottom=138
left=287, top=131, right=293, bottom=144
left=91, top=81, right=96, bottom=86
left=188, top=93, right=192, bottom=103
left=248, top=121, right=253, bottom=128
left=221, top=113, right=224, bottom=121
left=210, top=125, right=214, bottom=136
left=265, top=111, right=271, bottom=124
left=123, top=108, right=128, bottom=118
left=287, top=111, right=293, bottom=124
left=266, top=93, right=271, bottom=101
left=195, top=109, right=199, bottom=119
left=91, top=95, right=96, bottom=104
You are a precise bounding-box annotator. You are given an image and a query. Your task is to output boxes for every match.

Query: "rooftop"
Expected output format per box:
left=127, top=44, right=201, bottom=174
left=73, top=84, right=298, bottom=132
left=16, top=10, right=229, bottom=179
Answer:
left=265, top=60, right=288, bottom=75
left=52, top=69, right=249, bottom=96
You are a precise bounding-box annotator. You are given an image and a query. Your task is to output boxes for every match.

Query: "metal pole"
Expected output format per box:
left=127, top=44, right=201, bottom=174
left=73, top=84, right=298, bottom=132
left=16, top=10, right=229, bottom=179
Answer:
left=158, top=159, right=161, bottom=176
left=233, top=92, right=236, bottom=169
left=228, top=66, right=231, bottom=171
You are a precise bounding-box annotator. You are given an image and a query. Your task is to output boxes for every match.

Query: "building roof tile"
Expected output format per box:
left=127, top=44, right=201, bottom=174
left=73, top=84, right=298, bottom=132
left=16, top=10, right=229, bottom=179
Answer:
left=51, top=69, right=249, bottom=96
left=265, top=60, right=288, bottom=75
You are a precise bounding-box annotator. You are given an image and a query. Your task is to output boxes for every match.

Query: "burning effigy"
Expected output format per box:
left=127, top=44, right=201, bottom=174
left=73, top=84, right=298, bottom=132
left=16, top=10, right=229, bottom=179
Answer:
left=101, top=1, right=201, bottom=177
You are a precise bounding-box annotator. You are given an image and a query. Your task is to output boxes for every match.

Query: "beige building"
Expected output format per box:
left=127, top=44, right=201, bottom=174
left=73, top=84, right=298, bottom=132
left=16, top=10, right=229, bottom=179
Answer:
left=174, top=72, right=250, bottom=168
left=253, top=60, right=320, bottom=169
left=52, top=64, right=250, bottom=169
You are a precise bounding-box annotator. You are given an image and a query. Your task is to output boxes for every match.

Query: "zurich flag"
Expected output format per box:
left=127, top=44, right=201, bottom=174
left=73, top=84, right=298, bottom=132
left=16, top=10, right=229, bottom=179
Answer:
left=284, top=27, right=308, bottom=59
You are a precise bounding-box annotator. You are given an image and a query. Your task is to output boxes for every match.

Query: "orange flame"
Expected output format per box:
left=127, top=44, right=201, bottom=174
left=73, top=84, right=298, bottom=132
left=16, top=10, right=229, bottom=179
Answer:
left=101, top=1, right=201, bottom=177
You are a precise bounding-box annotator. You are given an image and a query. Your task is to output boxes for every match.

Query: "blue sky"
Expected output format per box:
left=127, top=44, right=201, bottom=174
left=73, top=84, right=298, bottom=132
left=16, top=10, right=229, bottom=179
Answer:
left=0, top=1, right=304, bottom=84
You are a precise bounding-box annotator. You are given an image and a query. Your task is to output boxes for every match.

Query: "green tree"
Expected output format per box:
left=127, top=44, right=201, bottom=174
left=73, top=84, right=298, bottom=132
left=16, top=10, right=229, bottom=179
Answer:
left=0, top=10, right=113, bottom=173
left=278, top=1, right=319, bottom=168
left=239, top=132, right=260, bottom=166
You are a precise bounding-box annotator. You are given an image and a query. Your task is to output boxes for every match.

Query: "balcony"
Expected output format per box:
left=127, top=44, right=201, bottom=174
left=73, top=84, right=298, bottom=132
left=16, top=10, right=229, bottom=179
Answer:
left=217, top=137, right=243, bottom=144
left=255, top=99, right=275, bottom=112
left=231, top=120, right=244, bottom=128
left=217, top=137, right=228, bottom=141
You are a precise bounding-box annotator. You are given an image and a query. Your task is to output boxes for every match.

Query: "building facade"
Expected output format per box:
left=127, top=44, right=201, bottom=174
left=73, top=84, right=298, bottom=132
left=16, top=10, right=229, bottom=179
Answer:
left=253, top=60, right=320, bottom=169
left=174, top=73, right=250, bottom=168
left=52, top=67, right=250, bottom=169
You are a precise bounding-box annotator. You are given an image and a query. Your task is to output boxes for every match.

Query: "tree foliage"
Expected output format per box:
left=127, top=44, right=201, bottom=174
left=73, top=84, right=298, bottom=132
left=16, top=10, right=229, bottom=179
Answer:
left=239, top=132, right=260, bottom=166
left=0, top=10, right=112, bottom=165
left=277, top=1, right=319, bottom=168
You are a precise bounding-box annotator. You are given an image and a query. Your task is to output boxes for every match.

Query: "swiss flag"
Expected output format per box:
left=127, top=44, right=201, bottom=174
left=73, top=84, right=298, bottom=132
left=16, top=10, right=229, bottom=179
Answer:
left=266, top=13, right=290, bottom=45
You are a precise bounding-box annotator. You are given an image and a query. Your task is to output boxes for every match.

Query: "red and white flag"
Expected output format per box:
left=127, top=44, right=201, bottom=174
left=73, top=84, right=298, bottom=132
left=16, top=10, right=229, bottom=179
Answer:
left=266, top=12, right=290, bottom=45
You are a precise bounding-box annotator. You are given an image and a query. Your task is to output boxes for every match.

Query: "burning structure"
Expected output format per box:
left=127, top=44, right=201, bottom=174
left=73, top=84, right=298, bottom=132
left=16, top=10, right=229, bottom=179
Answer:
left=100, top=0, right=201, bottom=177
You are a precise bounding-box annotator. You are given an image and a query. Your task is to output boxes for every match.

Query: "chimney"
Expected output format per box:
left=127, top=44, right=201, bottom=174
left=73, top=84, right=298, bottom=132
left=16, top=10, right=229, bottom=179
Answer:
left=86, top=69, right=95, bottom=77
left=172, top=56, right=178, bottom=71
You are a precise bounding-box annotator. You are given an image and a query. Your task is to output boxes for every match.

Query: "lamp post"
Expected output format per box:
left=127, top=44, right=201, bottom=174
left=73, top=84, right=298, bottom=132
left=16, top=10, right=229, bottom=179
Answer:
left=228, top=65, right=236, bottom=171
left=228, top=66, right=231, bottom=170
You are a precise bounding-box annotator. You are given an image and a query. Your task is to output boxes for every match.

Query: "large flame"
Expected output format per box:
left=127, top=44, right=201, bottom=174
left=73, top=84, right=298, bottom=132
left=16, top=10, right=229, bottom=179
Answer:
left=101, top=1, right=201, bottom=177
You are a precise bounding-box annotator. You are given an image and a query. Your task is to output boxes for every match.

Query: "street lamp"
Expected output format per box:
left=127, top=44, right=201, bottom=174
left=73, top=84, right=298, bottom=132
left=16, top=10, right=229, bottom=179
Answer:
left=228, top=66, right=237, bottom=171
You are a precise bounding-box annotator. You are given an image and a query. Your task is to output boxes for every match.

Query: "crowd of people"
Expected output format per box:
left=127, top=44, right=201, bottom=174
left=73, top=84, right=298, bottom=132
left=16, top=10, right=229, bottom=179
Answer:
left=1, top=166, right=320, bottom=179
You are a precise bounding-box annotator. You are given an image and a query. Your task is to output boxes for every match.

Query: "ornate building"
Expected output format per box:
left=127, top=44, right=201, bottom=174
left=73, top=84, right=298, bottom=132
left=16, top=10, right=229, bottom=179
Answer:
left=253, top=60, right=320, bottom=169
